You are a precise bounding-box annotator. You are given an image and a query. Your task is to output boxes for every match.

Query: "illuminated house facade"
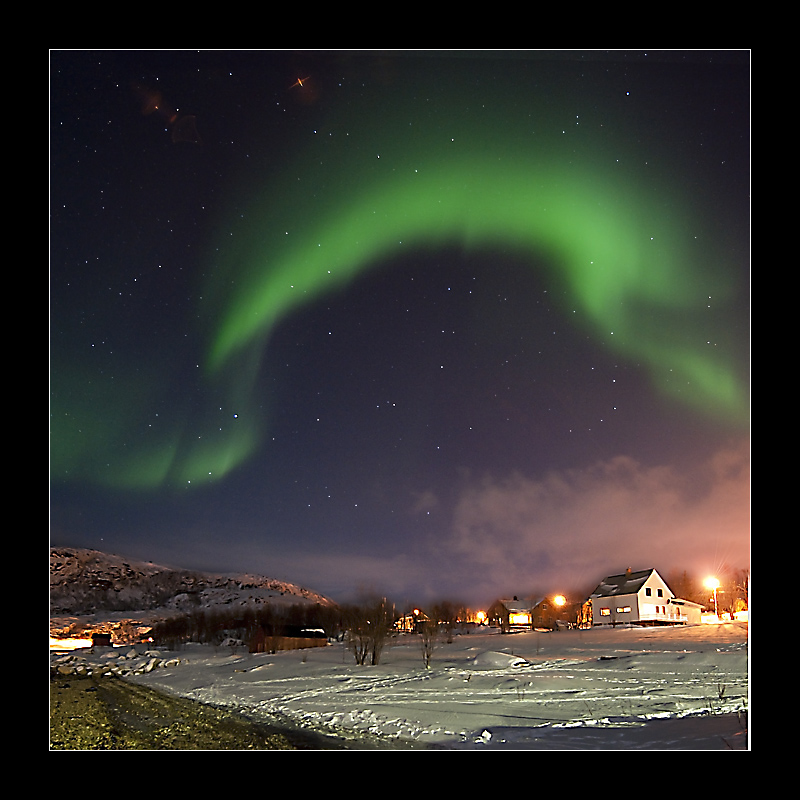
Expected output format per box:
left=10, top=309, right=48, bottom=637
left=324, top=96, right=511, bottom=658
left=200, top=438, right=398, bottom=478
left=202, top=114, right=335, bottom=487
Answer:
left=487, top=597, right=533, bottom=631
left=588, top=568, right=702, bottom=626
left=488, top=596, right=570, bottom=631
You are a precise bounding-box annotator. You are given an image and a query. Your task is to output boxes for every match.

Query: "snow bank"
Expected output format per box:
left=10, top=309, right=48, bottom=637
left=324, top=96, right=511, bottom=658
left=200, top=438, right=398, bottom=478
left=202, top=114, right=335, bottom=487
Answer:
left=471, top=651, right=529, bottom=668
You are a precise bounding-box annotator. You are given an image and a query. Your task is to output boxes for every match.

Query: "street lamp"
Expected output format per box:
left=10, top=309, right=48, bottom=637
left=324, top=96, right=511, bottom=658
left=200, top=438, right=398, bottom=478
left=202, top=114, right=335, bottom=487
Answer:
left=704, top=577, right=720, bottom=618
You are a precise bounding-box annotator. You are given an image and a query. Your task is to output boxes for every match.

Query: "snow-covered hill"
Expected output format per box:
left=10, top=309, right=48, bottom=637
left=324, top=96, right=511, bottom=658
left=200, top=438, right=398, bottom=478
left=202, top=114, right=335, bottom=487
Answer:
left=50, top=547, right=335, bottom=637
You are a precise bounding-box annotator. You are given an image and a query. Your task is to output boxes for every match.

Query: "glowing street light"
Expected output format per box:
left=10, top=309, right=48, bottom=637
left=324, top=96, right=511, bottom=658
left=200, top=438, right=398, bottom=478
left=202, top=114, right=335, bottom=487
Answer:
left=704, top=577, right=720, bottom=618
left=553, top=595, right=567, bottom=607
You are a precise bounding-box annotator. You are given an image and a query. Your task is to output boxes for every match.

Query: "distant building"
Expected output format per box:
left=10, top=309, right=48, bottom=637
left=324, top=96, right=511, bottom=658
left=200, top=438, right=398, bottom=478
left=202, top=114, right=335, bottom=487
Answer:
left=395, top=609, right=431, bottom=633
left=249, top=625, right=327, bottom=654
left=488, top=596, right=571, bottom=632
left=488, top=597, right=533, bottom=632
left=587, top=568, right=703, bottom=626
left=91, top=632, right=112, bottom=647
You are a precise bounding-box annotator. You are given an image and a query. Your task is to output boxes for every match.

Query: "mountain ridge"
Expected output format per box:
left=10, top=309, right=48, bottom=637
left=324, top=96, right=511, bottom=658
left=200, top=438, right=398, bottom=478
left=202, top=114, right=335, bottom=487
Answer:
left=50, top=547, right=335, bottom=635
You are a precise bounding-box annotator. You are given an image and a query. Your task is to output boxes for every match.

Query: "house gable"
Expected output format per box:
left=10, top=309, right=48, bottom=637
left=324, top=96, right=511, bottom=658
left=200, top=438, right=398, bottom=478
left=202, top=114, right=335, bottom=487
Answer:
left=639, top=569, right=674, bottom=604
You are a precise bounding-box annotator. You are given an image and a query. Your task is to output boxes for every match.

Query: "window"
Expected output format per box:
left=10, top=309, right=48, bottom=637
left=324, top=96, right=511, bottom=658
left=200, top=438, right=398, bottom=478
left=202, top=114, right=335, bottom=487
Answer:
left=600, top=608, right=611, bottom=616
left=645, top=587, right=652, bottom=596
left=616, top=606, right=631, bottom=614
left=657, top=588, right=663, bottom=598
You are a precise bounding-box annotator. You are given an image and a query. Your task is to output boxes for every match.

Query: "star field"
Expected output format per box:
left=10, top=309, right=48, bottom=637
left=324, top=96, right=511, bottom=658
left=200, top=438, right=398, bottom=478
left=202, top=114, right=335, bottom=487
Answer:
left=50, top=51, right=749, bottom=606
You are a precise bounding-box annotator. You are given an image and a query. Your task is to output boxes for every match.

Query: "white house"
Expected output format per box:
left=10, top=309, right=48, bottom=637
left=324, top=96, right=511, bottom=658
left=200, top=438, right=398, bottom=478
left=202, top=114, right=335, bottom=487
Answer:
left=589, top=568, right=703, bottom=626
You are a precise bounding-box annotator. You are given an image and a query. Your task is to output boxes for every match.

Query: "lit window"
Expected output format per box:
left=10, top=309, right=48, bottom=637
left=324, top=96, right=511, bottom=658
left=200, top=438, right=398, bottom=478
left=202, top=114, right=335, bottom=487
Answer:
left=600, top=608, right=611, bottom=616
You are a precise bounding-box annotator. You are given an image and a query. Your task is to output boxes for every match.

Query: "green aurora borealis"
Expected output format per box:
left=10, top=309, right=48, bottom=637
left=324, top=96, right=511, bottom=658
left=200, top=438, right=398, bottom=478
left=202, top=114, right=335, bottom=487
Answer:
left=209, top=151, right=745, bottom=418
left=51, top=54, right=749, bottom=494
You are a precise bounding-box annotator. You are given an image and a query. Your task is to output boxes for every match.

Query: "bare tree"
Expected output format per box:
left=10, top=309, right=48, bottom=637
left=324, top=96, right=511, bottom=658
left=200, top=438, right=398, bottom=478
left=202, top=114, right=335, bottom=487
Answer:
left=419, top=618, right=438, bottom=669
left=344, top=595, right=393, bottom=666
left=344, top=604, right=372, bottom=665
left=431, top=600, right=460, bottom=643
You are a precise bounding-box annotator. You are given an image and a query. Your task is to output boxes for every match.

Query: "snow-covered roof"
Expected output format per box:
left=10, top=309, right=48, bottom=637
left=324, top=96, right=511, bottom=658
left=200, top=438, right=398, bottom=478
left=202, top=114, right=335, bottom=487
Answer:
left=590, top=569, right=656, bottom=598
left=669, top=597, right=704, bottom=609
left=494, top=598, right=533, bottom=614
left=493, top=596, right=554, bottom=614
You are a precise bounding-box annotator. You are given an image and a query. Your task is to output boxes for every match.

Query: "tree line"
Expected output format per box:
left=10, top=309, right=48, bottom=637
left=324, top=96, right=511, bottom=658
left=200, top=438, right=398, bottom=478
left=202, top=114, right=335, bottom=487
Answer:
left=149, top=602, right=342, bottom=650
left=146, top=593, right=469, bottom=668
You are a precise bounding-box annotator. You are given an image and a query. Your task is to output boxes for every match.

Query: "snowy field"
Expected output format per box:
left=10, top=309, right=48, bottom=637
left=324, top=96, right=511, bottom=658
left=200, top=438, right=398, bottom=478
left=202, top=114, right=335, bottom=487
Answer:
left=116, top=622, right=749, bottom=750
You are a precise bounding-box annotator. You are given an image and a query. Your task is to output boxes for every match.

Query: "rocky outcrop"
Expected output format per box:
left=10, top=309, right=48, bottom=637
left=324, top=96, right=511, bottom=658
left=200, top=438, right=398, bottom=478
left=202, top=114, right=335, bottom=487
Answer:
left=50, top=645, right=184, bottom=678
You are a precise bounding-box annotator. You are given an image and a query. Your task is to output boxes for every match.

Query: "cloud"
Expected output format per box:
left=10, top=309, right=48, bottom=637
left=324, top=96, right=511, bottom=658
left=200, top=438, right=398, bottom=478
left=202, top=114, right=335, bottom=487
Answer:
left=410, top=489, right=440, bottom=515
left=440, top=440, right=750, bottom=602
left=161, top=442, right=749, bottom=608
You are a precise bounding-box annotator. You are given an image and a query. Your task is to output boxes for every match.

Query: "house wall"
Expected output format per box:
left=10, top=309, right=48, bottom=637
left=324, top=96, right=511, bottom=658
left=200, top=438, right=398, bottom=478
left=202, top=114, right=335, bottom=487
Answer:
left=682, top=604, right=702, bottom=625
left=638, top=600, right=674, bottom=623
left=665, top=600, right=702, bottom=625
left=641, top=571, right=673, bottom=603
left=638, top=571, right=684, bottom=623
left=594, top=597, right=701, bottom=626
left=592, top=594, right=640, bottom=625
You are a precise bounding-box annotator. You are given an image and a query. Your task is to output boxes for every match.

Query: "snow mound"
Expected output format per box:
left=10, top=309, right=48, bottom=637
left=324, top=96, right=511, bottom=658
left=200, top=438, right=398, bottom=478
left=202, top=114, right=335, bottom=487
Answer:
left=471, top=651, right=529, bottom=668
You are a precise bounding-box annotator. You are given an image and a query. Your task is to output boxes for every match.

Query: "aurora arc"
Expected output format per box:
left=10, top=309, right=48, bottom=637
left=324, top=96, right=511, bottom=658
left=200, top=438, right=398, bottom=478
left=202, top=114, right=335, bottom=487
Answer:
left=208, top=152, right=746, bottom=428
left=52, top=75, right=748, bottom=492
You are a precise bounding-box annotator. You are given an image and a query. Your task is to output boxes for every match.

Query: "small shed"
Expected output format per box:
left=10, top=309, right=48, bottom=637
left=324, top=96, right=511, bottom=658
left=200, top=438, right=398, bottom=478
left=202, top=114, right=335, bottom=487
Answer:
left=249, top=625, right=328, bottom=654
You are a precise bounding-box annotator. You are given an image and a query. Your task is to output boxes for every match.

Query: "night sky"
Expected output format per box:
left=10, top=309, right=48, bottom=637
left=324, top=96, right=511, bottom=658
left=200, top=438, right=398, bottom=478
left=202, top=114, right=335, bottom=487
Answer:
left=50, top=50, right=750, bottom=608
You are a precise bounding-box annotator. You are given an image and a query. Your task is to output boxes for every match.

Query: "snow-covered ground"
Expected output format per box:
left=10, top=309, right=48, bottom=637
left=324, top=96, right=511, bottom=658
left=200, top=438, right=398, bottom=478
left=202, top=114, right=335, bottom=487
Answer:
left=109, top=622, right=748, bottom=750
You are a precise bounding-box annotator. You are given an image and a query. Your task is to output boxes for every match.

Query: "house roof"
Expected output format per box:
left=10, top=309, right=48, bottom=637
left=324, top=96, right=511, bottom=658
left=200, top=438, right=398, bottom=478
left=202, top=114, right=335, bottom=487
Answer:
left=669, top=598, right=703, bottom=609
left=590, top=569, right=657, bottom=598
left=493, top=598, right=533, bottom=614
left=493, top=596, right=556, bottom=614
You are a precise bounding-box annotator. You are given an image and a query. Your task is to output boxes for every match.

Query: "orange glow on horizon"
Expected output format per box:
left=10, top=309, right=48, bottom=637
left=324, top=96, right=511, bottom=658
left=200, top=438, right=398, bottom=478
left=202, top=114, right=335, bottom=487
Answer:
left=50, top=637, right=94, bottom=650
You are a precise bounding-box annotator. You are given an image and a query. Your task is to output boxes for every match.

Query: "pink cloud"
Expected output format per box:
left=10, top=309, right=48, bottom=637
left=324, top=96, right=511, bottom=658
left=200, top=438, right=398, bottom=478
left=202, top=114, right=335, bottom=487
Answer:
left=443, top=440, right=750, bottom=602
